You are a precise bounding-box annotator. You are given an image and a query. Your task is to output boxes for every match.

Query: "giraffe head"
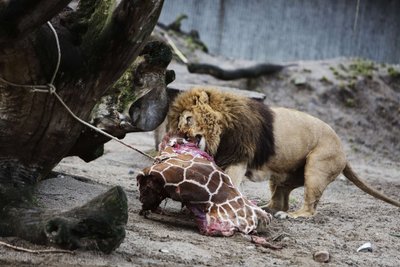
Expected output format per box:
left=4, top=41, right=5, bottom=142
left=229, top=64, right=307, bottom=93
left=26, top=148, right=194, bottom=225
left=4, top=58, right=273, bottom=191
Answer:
left=137, top=133, right=272, bottom=236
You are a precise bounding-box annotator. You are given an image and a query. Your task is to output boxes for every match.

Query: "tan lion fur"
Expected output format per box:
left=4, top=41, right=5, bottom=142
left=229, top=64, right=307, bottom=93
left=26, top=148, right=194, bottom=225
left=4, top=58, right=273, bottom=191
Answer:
left=167, top=87, right=400, bottom=218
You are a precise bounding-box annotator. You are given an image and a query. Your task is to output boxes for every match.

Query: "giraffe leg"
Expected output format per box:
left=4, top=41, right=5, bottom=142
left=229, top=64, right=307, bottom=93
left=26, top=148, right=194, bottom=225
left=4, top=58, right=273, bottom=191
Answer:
left=224, top=162, right=247, bottom=188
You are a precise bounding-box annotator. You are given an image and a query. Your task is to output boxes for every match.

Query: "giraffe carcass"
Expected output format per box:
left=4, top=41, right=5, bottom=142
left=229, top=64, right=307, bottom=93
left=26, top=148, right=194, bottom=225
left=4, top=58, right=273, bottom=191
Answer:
left=137, top=134, right=272, bottom=236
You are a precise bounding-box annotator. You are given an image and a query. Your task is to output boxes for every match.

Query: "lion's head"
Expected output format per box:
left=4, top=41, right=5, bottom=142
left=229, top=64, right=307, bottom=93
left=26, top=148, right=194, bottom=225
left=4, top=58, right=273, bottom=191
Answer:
left=167, top=88, right=225, bottom=156
left=167, top=87, right=275, bottom=169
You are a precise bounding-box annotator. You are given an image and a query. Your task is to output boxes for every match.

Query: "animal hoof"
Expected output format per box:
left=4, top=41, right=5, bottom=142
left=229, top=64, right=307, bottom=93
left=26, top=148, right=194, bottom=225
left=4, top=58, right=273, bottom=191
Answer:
left=274, top=211, right=292, bottom=220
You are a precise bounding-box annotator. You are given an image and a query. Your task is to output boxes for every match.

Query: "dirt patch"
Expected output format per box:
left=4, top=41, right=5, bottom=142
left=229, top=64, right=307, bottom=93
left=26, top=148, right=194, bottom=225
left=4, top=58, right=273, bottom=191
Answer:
left=1, top=56, right=399, bottom=266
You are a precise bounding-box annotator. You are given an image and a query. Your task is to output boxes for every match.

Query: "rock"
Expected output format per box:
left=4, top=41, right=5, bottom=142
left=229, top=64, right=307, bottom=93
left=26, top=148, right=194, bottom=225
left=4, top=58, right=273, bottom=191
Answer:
left=357, top=242, right=373, bottom=252
left=293, top=75, right=307, bottom=85
left=159, top=248, right=169, bottom=253
left=274, top=211, right=292, bottom=219
left=313, top=250, right=330, bottom=263
left=128, top=169, right=135, bottom=175
left=389, top=232, right=400, bottom=237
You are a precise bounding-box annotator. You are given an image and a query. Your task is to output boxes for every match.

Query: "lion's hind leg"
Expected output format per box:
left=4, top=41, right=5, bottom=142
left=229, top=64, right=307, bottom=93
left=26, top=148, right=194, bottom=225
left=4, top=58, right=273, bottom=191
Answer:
left=287, top=147, right=345, bottom=219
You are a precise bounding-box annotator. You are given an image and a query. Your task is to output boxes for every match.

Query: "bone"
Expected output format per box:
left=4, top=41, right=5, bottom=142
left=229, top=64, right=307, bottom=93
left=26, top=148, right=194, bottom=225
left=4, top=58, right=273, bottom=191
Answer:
left=137, top=133, right=272, bottom=236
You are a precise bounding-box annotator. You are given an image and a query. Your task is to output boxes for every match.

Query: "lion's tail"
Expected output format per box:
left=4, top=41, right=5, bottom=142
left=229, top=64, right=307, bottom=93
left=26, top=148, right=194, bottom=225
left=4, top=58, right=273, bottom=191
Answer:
left=343, top=163, right=400, bottom=208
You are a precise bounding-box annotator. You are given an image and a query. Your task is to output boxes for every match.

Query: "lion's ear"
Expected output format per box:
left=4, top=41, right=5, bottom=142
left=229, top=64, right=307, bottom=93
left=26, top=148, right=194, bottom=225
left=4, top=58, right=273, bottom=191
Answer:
left=197, top=91, right=209, bottom=105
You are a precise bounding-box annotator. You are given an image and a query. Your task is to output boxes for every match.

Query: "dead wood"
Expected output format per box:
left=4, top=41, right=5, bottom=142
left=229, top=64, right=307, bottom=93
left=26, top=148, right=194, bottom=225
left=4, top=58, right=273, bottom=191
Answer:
left=187, top=62, right=287, bottom=80
left=1, top=186, right=128, bottom=254
left=0, top=0, right=166, bottom=253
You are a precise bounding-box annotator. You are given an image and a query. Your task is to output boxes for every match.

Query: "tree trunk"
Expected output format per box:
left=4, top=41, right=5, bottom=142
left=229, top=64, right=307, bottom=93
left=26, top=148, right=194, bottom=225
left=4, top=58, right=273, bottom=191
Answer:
left=0, top=0, right=166, bottom=253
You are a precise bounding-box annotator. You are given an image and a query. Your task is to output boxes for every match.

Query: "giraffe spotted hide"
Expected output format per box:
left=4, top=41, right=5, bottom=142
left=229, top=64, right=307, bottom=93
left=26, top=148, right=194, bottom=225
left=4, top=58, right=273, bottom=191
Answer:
left=137, top=134, right=272, bottom=237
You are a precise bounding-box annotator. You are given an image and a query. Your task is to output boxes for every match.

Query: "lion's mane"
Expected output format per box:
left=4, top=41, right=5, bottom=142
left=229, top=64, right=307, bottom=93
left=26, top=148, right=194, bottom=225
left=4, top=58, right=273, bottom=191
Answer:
left=167, top=88, right=275, bottom=169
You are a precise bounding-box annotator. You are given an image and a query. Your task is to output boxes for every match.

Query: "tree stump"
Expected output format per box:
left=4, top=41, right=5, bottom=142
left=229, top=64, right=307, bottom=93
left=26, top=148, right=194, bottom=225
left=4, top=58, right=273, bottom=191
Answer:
left=0, top=0, right=168, bottom=253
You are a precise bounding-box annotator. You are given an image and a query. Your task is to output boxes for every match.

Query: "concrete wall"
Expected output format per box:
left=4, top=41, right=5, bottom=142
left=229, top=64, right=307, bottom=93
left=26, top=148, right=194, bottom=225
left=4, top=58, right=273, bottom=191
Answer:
left=159, top=0, right=400, bottom=63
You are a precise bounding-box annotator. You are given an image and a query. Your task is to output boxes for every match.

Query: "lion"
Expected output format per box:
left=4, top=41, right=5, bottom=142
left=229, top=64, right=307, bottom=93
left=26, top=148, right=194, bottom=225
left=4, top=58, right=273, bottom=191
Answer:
left=167, top=87, right=400, bottom=218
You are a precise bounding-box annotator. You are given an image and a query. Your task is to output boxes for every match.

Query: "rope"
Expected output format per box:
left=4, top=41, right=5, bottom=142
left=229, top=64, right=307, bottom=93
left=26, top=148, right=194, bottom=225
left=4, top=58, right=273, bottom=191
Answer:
left=51, top=88, right=154, bottom=160
left=0, top=240, right=74, bottom=254
left=0, top=22, right=154, bottom=161
left=46, top=22, right=61, bottom=84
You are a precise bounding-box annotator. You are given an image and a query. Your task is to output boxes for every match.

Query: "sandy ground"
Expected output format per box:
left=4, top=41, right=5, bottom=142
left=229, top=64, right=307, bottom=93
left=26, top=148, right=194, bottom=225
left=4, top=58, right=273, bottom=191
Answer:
left=1, top=58, right=399, bottom=266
